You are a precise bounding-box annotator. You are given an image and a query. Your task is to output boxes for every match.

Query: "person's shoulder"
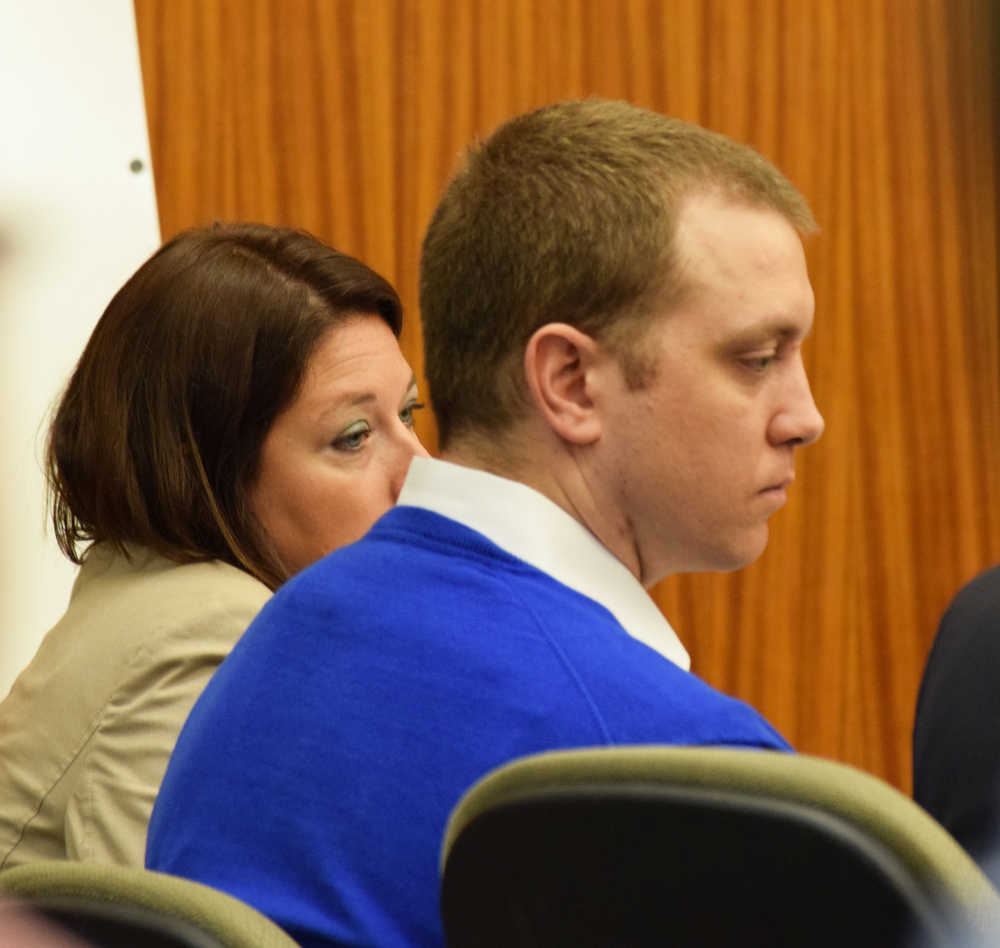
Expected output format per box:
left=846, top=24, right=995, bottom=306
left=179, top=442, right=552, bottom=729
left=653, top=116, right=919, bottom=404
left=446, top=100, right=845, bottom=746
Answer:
left=923, top=561, right=1000, bottom=670
left=559, top=627, right=791, bottom=750
left=164, top=557, right=271, bottom=606
left=147, top=559, right=270, bottom=630
left=369, top=504, right=529, bottom=566
left=637, top=670, right=793, bottom=749
left=73, top=545, right=271, bottom=645
left=676, top=674, right=791, bottom=749
left=267, top=505, right=531, bottom=610
left=81, top=543, right=269, bottom=595
left=944, top=563, right=1000, bottom=622
left=480, top=571, right=790, bottom=750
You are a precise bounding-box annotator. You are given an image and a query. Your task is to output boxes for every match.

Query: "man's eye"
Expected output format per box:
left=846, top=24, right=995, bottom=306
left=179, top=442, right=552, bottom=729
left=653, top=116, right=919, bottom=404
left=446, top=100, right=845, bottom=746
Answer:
left=400, top=401, right=426, bottom=428
left=333, top=423, right=371, bottom=452
left=742, top=354, right=776, bottom=373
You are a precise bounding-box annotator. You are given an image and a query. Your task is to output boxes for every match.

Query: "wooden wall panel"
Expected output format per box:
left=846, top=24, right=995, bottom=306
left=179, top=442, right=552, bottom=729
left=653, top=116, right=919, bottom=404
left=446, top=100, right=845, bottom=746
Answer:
left=134, top=0, right=1000, bottom=791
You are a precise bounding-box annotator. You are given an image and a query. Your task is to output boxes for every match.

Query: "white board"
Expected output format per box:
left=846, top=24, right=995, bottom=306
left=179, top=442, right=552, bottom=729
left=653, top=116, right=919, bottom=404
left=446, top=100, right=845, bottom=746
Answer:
left=0, top=1, right=161, bottom=697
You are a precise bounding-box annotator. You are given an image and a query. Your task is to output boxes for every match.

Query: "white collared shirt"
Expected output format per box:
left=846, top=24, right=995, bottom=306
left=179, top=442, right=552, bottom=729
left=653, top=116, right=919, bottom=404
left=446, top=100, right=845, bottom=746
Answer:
left=397, top=456, right=690, bottom=671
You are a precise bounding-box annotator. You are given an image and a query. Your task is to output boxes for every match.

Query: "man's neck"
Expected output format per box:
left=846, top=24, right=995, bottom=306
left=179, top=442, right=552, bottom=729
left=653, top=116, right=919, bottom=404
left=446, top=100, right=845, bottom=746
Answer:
left=440, top=428, right=647, bottom=586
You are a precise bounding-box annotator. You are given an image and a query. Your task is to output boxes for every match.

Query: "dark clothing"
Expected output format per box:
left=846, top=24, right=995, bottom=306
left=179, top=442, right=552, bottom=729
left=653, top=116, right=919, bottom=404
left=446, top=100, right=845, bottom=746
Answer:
left=914, top=564, right=1000, bottom=864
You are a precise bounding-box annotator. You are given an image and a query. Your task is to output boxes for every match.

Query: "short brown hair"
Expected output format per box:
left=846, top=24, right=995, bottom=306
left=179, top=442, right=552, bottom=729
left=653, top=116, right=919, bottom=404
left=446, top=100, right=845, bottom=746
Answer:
left=420, top=98, right=815, bottom=447
left=48, top=222, right=402, bottom=589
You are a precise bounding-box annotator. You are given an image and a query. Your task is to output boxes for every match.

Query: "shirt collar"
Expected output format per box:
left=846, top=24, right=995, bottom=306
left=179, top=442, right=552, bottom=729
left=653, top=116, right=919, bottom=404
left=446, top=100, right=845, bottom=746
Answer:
left=397, top=456, right=690, bottom=670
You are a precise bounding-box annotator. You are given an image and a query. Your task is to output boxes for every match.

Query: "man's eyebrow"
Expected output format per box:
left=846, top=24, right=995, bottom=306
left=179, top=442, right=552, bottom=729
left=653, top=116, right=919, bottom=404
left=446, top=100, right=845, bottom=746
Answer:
left=725, top=321, right=810, bottom=348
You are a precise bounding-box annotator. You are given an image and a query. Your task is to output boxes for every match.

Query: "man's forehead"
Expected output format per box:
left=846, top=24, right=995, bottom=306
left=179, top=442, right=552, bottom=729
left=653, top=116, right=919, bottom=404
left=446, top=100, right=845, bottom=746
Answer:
left=658, top=195, right=814, bottom=337
left=670, top=196, right=805, bottom=288
left=675, top=191, right=799, bottom=249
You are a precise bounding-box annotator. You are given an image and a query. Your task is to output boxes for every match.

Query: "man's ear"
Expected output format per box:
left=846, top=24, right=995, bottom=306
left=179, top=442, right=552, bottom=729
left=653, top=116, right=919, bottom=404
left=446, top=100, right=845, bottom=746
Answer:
left=523, top=323, right=603, bottom=445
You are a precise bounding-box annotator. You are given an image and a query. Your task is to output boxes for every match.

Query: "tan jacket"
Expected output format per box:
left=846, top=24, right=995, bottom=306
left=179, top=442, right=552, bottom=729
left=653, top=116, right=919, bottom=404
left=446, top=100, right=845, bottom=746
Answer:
left=0, top=545, right=271, bottom=868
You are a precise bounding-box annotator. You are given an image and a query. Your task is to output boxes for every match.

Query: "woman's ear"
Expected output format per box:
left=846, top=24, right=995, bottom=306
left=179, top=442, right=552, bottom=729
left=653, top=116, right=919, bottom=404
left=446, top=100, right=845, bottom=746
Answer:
left=523, top=323, right=604, bottom=445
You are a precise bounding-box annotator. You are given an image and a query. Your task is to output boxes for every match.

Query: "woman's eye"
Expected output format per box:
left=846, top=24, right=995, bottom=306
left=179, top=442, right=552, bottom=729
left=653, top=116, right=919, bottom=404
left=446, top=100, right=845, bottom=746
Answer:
left=333, top=423, right=371, bottom=452
left=400, top=401, right=426, bottom=429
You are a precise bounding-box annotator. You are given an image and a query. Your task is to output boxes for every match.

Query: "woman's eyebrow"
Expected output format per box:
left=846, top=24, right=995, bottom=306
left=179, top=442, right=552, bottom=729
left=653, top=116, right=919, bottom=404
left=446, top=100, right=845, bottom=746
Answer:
left=314, top=391, right=378, bottom=423
left=316, top=376, right=419, bottom=421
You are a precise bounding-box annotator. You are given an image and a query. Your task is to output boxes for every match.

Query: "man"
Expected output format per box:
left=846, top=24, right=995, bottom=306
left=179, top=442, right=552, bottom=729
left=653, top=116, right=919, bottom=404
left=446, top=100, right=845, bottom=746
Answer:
left=147, top=99, right=824, bottom=947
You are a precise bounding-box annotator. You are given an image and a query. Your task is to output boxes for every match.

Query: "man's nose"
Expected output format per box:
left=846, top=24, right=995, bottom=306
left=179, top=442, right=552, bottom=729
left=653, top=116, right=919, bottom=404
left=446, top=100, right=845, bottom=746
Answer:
left=769, top=360, right=825, bottom=447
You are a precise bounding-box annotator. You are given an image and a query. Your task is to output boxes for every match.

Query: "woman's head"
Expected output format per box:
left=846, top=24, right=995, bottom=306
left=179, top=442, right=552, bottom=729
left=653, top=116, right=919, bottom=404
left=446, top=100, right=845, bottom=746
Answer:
left=48, top=222, right=426, bottom=588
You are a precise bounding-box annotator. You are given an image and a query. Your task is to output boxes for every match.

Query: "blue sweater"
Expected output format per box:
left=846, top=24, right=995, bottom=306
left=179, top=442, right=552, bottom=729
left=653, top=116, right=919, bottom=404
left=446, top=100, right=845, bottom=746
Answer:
left=147, top=506, right=789, bottom=947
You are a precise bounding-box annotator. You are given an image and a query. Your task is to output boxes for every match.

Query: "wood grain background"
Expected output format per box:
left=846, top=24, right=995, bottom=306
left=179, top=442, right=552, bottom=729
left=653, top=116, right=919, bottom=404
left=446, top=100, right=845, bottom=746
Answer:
left=133, top=0, right=1000, bottom=792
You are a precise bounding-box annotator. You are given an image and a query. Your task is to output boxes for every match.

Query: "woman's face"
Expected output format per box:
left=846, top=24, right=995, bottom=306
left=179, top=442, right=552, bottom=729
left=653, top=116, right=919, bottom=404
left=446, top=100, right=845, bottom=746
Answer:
left=250, top=313, right=429, bottom=578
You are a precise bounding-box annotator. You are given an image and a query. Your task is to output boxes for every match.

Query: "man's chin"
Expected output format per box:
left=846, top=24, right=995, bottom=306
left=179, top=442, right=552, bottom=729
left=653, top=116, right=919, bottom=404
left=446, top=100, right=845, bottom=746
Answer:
left=643, top=525, right=770, bottom=583
left=712, top=525, right=770, bottom=573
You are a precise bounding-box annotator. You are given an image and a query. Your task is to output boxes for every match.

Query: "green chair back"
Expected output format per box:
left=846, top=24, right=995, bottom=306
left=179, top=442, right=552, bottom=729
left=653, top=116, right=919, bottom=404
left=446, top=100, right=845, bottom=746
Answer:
left=441, top=746, right=1000, bottom=947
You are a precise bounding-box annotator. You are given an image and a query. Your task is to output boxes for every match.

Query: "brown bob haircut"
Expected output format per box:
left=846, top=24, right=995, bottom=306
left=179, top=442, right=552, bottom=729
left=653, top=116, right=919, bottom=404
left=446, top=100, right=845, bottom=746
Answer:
left=420, top=97, right=815, bottom=449
left=47, top=222, right=403, bottom=590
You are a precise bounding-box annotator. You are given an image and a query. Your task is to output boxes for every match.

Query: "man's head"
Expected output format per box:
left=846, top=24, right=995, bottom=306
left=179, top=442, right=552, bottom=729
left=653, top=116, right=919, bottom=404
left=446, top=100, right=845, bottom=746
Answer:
left=419, top=97, right=816, bottom=450
left=419, top=99, right=823, bottom=584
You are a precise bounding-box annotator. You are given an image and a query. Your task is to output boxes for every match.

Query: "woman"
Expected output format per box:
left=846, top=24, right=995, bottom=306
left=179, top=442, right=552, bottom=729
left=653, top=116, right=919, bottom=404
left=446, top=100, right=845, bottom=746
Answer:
left=0, top=223, right=427, bottom=868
